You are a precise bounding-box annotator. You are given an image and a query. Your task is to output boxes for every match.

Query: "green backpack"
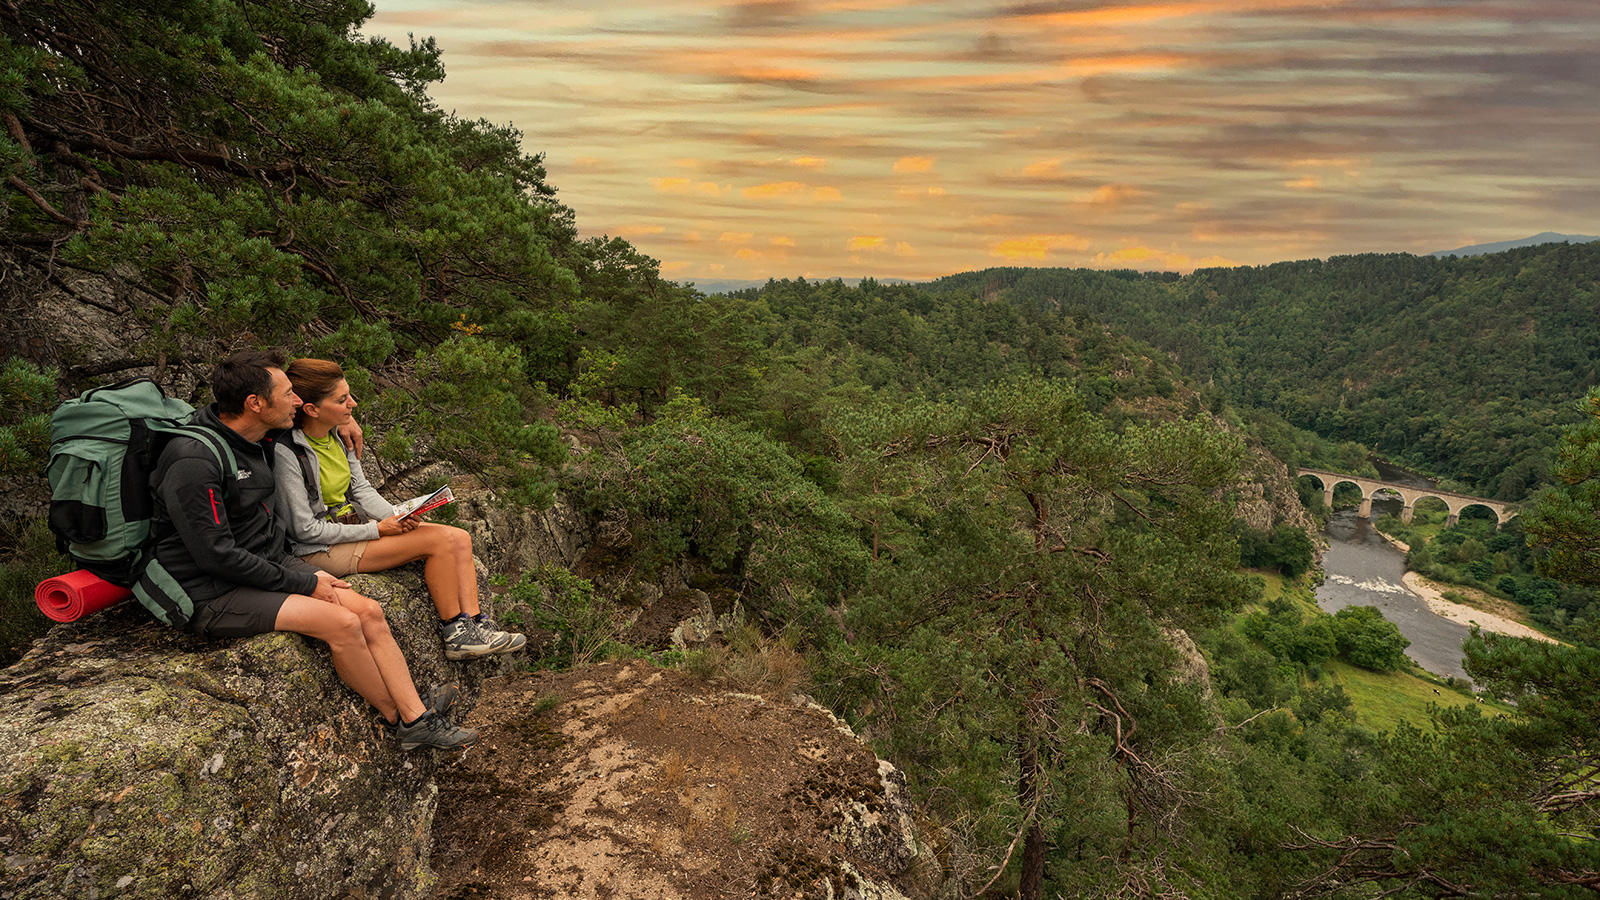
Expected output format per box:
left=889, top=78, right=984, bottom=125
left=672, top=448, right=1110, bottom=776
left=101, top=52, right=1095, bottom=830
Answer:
left=47, top=379, right=236, bottom=625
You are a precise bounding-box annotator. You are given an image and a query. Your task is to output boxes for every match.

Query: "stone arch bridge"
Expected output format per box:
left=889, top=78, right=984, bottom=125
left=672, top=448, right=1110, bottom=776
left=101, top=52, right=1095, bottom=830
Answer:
left=1298, top=468, right=1518, bottom=526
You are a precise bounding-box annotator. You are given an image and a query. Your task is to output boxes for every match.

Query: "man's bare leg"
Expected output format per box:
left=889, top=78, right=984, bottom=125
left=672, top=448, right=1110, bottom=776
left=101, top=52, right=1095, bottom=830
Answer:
left=332, top=585, right=428, bottom=721
left=275, top=594, right=425, bottom=724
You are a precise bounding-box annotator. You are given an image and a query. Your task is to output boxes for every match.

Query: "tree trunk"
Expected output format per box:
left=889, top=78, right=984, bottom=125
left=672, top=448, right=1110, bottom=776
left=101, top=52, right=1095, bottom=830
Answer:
left=1018, top=732, right=1045, bottom=900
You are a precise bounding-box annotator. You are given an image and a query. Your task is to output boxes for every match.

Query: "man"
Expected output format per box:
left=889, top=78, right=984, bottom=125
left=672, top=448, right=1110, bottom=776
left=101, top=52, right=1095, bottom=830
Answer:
left=148, top=349, right=474, bottom=751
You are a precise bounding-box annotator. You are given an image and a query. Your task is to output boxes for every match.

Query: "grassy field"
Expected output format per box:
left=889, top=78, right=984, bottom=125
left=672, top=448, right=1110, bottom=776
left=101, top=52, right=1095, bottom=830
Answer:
left=1232, top=567, right=1515, bottom=733
left=1319, top=659, right=1508, bottom=733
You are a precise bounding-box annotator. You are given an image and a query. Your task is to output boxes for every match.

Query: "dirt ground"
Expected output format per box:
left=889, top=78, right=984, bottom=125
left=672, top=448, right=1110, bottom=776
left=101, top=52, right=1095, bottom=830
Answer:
left=426, top=661, right=924, bottom=899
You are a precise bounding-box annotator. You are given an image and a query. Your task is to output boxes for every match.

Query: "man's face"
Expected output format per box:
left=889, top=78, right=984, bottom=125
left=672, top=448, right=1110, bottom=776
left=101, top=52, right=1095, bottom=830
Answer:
left=256, top=368, right=302, bottom=430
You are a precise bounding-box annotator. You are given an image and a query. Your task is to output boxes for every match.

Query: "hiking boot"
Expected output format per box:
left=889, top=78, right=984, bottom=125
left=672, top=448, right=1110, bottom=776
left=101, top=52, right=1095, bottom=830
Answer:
left=473, top=614, right=527, bottom=655
left=420, top=683, right=461, bottom=717
left=439, top=616, right=513, bottom=660
left=397, top=711, right=478, bottom=751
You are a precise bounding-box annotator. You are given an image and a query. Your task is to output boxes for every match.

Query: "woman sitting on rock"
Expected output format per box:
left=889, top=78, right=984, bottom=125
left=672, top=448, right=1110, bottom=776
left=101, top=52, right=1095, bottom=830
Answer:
left=273, top=358, right=524, bottom=660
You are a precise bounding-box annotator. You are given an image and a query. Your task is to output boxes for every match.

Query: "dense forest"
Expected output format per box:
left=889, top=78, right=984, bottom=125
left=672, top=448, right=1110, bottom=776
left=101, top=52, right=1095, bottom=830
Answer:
left=922, top=247, right=1600, bottom=499
left=1, top=1, right=1596, bottom=898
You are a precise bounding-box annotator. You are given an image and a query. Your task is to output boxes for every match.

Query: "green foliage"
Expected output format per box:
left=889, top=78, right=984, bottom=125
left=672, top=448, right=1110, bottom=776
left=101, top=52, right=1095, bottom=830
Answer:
left=1331, top=605, right=1412, bottom=671
left=0, top=519, right=67, bottom=665
left=364, top=335, right=567, bottom=505
left=923, top=246, right=1600, bottom=496
left=584, top=413, right=864, bottom=620
left=1236, top=522, right=1315, bottom=578
left=503, top=565, right=623, bottom=668
left=1529, top=389, right=1600, bottom=587
left=815, top=376, right=1256, bottom=894
left=0, top=358, right=53, bottom=477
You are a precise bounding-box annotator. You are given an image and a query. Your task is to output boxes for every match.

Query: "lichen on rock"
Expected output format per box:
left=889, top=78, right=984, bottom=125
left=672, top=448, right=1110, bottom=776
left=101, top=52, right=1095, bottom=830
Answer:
left=0, top=568, right=505, bottom=900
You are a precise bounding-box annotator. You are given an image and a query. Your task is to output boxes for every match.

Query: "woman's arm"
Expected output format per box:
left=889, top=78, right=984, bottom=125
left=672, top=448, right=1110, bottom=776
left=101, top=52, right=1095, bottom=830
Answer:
left=272, top=441, right=382, bottom=547
left=346, top=451, right=397, bottom=520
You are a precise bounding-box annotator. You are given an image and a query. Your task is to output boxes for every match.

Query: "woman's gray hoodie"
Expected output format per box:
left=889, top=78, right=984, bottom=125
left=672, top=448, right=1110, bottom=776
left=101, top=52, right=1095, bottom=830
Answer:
left=272, top=428, right=398, bottom=557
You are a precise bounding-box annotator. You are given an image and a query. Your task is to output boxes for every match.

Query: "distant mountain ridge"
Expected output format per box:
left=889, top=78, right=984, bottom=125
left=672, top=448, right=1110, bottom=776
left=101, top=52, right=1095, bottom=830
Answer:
left=693, top=276, right=916, bottom=294
left=1430, top=231, right=1599, bottom=258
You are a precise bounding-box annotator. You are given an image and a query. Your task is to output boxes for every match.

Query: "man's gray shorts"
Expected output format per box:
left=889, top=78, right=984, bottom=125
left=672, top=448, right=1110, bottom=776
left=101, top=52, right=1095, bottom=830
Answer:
left=189, top=557, right=321, bottom=639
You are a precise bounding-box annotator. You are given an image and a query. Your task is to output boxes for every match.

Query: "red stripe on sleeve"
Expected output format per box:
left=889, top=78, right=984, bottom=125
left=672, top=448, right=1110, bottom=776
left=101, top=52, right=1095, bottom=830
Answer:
left=209, top=488, right=220, bottom=524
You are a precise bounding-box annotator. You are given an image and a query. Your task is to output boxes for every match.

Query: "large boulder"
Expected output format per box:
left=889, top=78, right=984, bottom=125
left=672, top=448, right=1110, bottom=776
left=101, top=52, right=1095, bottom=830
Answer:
left=0, top=568, right=508, bottom=900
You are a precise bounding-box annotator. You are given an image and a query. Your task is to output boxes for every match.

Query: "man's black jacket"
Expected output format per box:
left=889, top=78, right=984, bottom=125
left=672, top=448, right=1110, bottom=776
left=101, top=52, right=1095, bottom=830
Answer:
left=148, top=404, right=319, bottom=605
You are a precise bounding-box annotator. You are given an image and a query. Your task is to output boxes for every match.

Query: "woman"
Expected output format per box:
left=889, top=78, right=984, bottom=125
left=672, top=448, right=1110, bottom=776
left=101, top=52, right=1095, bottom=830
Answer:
left=273, top=358, right=524, bottom=660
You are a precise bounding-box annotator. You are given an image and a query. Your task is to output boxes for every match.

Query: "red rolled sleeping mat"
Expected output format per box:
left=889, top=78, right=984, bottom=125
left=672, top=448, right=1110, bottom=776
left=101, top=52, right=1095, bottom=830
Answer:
left=35, top=570, right=134, bottom=622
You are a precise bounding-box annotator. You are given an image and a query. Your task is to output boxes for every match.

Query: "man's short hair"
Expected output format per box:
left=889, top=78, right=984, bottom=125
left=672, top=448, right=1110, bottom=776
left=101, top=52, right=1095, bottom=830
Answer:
left=211, top=349, right=287, bottom=416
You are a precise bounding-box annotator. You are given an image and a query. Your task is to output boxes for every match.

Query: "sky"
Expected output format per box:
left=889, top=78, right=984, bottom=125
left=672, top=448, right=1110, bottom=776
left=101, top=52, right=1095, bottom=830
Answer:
left=363, top=1, right=1600, bottom=284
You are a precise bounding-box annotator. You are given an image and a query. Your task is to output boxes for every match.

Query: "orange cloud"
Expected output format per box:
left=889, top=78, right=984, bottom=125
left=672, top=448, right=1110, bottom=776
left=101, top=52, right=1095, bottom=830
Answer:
left=848, top=235, right=887, bottom=251
left=652, top=177, right=727, bottom=197
left=771, top=236, right=797, bottom=247
left=894, top=241, right=917, bottom=257
left=990, top=234, right=1090, bottom=261
left=743, top=181, right=808, bottom=198
left=741, top=181, right=843, bottom=202
left=1021, top=0, right=1336, bottom=29
left=1285, top=176, right=1321, bottom=190
left=791, top=156, right=827, bottom=168
left=1087, top=184, right=1148, bottom=205
left=612, top=224, right=666, bottom=237
left=893, top=156, right=935, bottom=174
left=1023, top=159, right=1064, bottom=178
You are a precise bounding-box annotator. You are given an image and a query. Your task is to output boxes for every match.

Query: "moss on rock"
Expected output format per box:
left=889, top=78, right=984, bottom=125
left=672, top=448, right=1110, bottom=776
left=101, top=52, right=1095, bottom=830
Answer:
left=0, top=569, right=512, bottom=900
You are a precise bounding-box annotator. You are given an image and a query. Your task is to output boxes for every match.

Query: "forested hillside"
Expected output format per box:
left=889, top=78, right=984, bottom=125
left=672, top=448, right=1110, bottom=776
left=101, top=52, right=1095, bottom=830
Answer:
left=924, top=244, right=1600, bottom=498
left=1, top=2, right=1597, bottom=898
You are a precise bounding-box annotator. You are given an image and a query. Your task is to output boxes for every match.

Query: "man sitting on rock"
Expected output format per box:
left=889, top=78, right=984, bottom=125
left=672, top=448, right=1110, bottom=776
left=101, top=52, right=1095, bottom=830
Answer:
left=146, top=349, right=475, bottom=751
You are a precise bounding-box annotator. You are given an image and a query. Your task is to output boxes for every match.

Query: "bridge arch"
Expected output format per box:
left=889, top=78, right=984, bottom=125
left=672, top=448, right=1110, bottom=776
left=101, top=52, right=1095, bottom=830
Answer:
left=1295, top=468, right=1518, bottom=527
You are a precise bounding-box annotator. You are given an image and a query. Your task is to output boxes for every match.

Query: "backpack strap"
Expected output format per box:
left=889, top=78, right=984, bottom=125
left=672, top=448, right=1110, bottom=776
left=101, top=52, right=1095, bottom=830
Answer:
left=173, top=425, right=239, bottom=487
left=131, top=425, right=240, bottom=628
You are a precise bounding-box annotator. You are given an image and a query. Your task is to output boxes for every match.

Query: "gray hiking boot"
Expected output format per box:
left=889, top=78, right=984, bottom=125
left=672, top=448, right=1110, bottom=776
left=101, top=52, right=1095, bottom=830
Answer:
left=420, top=683, right=460, bottom=717
left=397, top=711, right=478, bottom=751
left=439, top=616, right=513, bottom=660
left=473, top=614, right=527, bottom=655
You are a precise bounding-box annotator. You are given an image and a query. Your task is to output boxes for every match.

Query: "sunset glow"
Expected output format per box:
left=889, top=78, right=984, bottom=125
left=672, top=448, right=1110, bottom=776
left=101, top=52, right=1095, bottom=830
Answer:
left=365, top=1, right=1600, bottom=283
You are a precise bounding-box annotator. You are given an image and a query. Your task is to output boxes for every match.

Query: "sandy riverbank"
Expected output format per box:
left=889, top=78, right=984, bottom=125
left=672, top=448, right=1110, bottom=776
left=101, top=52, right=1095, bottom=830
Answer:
left=1399, top=571, right=1557, bottom=644
left=1365, top=529, right=1557, bottom=644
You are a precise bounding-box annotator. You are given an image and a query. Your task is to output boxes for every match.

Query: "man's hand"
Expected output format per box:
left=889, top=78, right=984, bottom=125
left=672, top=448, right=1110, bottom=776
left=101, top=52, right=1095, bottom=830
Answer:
left=336, top=419, right=364, bottom=459
left=313, top=571, right=352, bottom=603
left=375, top=514, right=418, bottom=536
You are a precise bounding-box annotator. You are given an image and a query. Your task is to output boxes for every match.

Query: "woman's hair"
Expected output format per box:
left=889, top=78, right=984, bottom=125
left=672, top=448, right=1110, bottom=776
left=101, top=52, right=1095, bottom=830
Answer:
left=284, top=358, right=346, bottom=428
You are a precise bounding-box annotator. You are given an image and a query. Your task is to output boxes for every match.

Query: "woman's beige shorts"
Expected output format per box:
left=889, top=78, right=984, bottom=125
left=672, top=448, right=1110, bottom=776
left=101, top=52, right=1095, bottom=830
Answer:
left=298, top=540, right=372, bottom=577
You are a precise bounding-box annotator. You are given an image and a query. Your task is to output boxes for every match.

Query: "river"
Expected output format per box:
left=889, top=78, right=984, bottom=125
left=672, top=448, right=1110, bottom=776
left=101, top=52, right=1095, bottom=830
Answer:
left=1312, top=463, right=1473, bottom=681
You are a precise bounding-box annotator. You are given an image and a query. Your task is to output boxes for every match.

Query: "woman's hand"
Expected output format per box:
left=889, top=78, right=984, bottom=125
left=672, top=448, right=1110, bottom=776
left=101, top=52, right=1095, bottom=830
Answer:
left=376, top=514, right=418, bottom=536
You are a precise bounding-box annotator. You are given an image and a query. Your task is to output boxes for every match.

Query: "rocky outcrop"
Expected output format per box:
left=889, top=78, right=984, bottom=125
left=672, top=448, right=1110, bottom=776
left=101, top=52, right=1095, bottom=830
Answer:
left=428, top=662, right=950, bottom=899
left=1235, top=443, right=1322, bottom=546
left=0, top=568, right=511, bottom=900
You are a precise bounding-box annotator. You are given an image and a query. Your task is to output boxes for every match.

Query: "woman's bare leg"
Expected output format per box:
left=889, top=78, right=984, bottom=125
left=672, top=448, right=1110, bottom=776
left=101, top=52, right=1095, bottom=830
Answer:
left=355, top=524, right=479, bottom=619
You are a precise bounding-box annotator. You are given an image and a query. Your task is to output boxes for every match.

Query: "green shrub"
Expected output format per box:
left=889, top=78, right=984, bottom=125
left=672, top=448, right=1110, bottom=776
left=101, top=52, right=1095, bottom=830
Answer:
left=0, top=519, right=68, bottom=664
left=503, top=565, right=623, bottom=668
left=1332, top=605, right=1411, bottom=671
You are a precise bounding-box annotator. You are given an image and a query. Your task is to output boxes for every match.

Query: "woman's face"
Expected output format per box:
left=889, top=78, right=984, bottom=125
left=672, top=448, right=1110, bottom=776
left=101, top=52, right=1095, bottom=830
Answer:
left=308, top=378, right=357, bottom=425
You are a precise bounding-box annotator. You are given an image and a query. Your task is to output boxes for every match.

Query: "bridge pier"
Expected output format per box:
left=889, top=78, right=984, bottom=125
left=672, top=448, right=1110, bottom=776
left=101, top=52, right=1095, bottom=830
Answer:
left=1401, top=505, right=1414, bottom=524
left=1323, top=486, right=1334, bottom=509
left=1447, top=513, right=1459, bottom=527
left=1358, top=498, right=1372, bottom=519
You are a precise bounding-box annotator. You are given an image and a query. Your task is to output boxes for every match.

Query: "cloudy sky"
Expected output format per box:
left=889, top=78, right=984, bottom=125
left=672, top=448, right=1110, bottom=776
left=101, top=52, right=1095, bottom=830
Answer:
left=364, top=1, right=1598, bottom=283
